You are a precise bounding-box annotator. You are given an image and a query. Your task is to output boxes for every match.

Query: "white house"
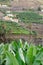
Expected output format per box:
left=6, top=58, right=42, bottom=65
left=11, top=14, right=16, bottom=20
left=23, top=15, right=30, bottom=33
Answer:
left=41, top=10, right=43, bottom=12
left=3, top=16, right=10, bottom=21
left=10, top=18, right=19, bottom=23
left=1, top=5, right=8, bottom=8
left=3, top=16, right=18, bottom=23
left=7, top=14, right=14, bottom=17
left=13, top=19, right=19, bottom=23
left=10, top=18, right=14, bottom=22
left=6, top=11, right=11, bottom=14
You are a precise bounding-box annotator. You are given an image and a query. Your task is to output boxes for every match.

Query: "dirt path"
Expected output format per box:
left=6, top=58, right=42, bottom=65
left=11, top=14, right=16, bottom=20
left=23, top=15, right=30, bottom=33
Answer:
left=5, top=33, right=43, bottom=44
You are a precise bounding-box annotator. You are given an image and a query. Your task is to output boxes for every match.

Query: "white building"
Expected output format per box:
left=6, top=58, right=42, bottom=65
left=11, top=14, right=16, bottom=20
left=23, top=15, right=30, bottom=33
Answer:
left=7, top=14, right=14, bottom=17
left=41, top=10, right=43, bottom=12
left=13, top=19, right=18, bottom=23
left=1, top=5, right=8, bottom=8
left=3, top=16, right=18, bottom=23
left=3, top=16, right=10, bottom=21
left=6, top=11, right=11, bottom=14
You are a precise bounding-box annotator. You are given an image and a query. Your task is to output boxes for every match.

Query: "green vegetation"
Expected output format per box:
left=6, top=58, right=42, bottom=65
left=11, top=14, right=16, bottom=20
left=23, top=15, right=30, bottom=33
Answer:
left=14, top=11, right=43, bottom=23
left=0, top=20, right=37, bottom=35
left=0, top=0, right=10, bottom=5
left=0, top=39, right=43, bottom=65
left=0, top=0, right=10, bottom=3
left=0, top=0, right=8, bottom=1
left=0, top=20, right=30, bottom=34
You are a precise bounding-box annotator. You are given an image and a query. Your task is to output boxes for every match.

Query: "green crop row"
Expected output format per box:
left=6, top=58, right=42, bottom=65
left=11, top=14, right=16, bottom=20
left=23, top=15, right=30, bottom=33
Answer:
left=15, top=11, right=43, bottom=23
left=0, top=20, right=30, bottom=34
left=0, top=20, right=37, bottom=35
left=0, top=39, right=43, bottom=65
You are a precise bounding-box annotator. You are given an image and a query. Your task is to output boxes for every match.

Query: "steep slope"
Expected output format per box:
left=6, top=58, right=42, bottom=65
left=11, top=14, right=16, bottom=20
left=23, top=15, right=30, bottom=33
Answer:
left=10, top=0, right=43, bottom=9
left=37, top=0, right=43, bottom=4
left=0, top=0, right=43, bottom=9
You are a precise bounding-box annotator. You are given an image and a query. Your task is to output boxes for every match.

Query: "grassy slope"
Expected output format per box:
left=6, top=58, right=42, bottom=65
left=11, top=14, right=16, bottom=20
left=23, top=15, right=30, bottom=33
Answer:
left=0, top=0, right=43, bottom=5
left=0, top=20, right=30, bottom=34
left=0, top=0, right=10, bottom=5
left=14, top=11, right=43, bottom=23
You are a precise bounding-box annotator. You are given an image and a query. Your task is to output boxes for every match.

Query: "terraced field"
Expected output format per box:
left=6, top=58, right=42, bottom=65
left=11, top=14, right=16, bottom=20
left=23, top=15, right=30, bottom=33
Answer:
left=12, top=11, right=43, bottom=23
left=0, top=20, right=30, bottom=34
left=0, top=11, right=43, bottom=43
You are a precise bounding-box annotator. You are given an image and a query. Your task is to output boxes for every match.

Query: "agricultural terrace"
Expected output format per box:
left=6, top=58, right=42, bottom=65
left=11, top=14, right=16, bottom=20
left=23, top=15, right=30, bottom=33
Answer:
left=0, top=20, right=30, bottom=34
left=12, top=11, right=43, bottom=23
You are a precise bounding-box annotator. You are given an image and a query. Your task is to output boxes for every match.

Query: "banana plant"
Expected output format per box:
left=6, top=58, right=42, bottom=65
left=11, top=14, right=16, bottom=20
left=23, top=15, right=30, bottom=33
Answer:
left=0, top=40, right=43, bottom=65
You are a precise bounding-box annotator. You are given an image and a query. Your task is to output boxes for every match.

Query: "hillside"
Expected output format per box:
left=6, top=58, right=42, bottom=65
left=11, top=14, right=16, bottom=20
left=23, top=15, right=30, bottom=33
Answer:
left=0, top=0, right=43, bottom=9
left=37, top=0, right=43, bottom=4
left=10, top=0, right=43, bottom=9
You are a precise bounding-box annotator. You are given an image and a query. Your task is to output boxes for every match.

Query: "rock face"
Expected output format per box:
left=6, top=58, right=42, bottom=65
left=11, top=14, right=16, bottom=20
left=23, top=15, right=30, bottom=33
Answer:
left=10, top=0, right=41, bottom=10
